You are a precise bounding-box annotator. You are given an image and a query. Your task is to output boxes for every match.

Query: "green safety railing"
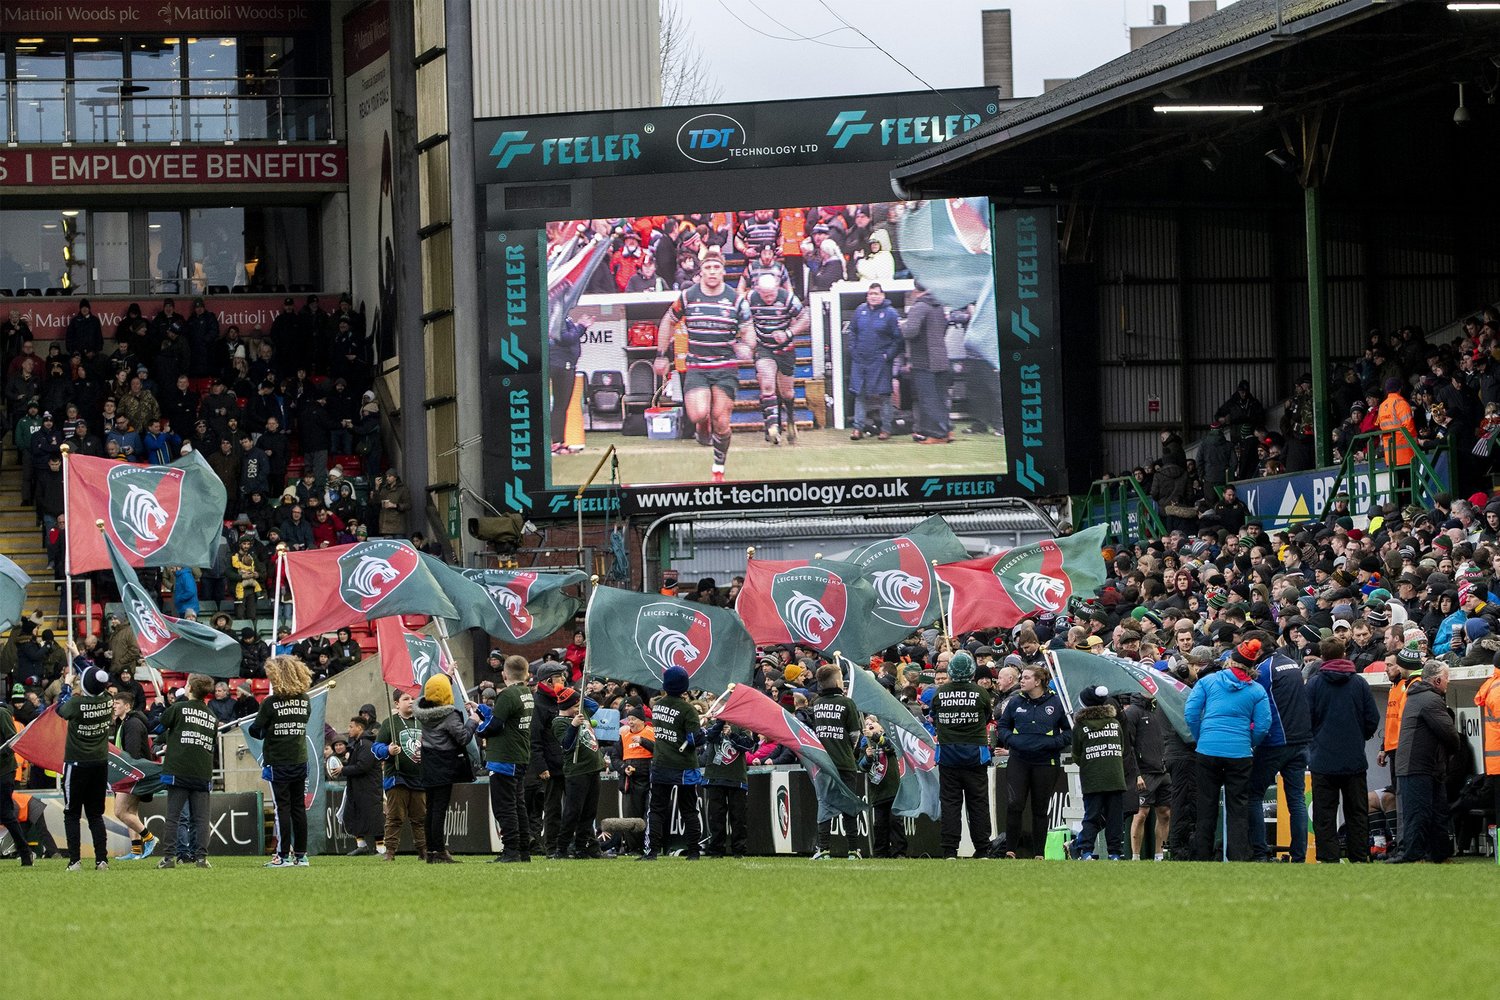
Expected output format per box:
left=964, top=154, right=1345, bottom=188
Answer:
left=1073, top=475, right=1165, bottom=546
left=1315, top=427, right=1453, bottom=521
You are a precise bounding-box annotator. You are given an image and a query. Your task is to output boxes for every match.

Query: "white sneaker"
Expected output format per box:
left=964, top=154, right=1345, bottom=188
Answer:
left=66, top=861, right=82, bottom=872
left=95, top=861, right=108, bottom=871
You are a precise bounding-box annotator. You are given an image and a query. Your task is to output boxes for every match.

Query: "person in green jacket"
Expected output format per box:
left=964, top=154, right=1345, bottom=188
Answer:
left=14, top=398, right=42, bottom=504
left=58, top=650, right=113, bottom=870
left=0, top=696, right=34, bottom=865
left=551, top=687, right=604, bottom=859
left=931, top=650, right=993, bottom=859
left=643, top=666, right=704, bottom=861
left=155, top=674, right=218, bottom=868
left=371, top=688, right=426, bottom=862
left=1070, top=685, right=1127, bottom=860
left=810, top=662, right=863, bottom=859
left=860, top=717, right=906, bottom=858
left=475, top=654, right=534, bottom=863
left=247, top=655, right=312, bottom=868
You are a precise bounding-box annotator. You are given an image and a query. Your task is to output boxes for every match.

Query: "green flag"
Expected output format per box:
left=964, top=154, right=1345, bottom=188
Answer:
left=104, top=531, right=242, bottom=679
left=842, top=515, right=969, bottom=653
left=0, top=553, right=29, bottom=635
left=420, top=556, right=585, bottom=643
left=1047, top=648, right=1194, bottom=742
left=843, top=656, right=940, bottom=820
left=586, top=587, right=754, bottom=694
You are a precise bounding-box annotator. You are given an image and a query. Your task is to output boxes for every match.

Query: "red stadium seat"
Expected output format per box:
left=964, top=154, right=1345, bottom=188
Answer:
left=331, top=455, right=362, bottom=478
left=251, top=679, right=272, bottom=699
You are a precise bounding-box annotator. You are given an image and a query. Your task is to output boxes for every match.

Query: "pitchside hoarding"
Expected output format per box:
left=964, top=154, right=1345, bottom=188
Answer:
left=477, top=91, right=1068, bottom=517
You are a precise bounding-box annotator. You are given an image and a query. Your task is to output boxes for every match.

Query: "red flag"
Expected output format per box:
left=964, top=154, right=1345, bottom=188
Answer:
left=936, top=524, right=1107, bottom=634
left=375, top=616, right=447, bottom=695
left=64, top=451, right=227, bottom=574
left=11, top=705, right=66, bottom=774
left=734, top=556, right=872, bottom=653
left=280, top=540, right=459, bottom=641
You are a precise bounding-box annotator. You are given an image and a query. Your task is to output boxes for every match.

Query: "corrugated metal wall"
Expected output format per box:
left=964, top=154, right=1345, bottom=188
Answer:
left=1090, top=205, right=1490, bottom=473
left=471, top=0, right=662, bottom=117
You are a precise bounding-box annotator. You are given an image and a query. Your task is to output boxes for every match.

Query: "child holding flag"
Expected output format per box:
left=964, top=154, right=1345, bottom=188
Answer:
left=860, top=717, right=906, bottom=858
left=551, top=687, right=605, bottom=858
left=109, top=691, right=158, bottom=861
left=58, top=648, right=113, bottom=870
left=930, top=651, right=993, bottom=860
left=248, top=655, right=313, bottom=868
left=642, top=666, right=703, bottom=861
left=701, top=717, right=756, bottom=858
left=474, top=654, right=533, bottom=863
left=155, top=674, right=219, bottom=868
left=372, top=689, right=426, bottom=862
left=810, top=662, right=863, bottom=860
left=1070, top=685, right=1127, bottom=860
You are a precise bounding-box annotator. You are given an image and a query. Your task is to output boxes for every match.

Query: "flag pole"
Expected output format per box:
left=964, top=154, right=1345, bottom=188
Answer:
left=931, top=559, right=950, bottom=648
left=61, top=444, right=73, bottom=644
left=431, top=615, right=471, bottom=708
left=573, top=574, right=602, bottom=766
left=270, top=543, right=287, bottom=641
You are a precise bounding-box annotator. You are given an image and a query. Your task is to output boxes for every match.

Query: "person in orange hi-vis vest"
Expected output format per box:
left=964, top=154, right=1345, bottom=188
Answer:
left=1376, top=377, right=1416, bottom=471
left=1476, top=660, right=1500, bottom=827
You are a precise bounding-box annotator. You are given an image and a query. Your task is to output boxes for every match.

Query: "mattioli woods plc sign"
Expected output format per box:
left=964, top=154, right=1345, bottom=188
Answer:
left=0, top=2, right=319, bottom=33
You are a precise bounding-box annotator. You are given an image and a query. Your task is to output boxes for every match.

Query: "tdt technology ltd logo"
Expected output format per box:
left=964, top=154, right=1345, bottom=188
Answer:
left=677, top=113, right=744, bottom=164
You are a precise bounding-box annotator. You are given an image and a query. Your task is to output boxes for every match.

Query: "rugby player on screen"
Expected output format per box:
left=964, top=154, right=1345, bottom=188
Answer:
left=738, top=271, right=808, bottom=446
left=654, top=246, right=751, bottom=483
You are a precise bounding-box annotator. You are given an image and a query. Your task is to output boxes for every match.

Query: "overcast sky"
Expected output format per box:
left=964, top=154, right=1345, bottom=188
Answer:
left=676, top=0, right=1242, bottom=102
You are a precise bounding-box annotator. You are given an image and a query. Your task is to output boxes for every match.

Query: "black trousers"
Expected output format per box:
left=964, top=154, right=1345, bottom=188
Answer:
left=1077, top=791, right=1125, bottom=857
left=705, top=784, right=748, bottom=856
left=871, top=799, right=909, bottom=858
left=621, top=766, right=649, bottom=853
left=488, top=768, right=530, bottom=858
left=1395, top=774, right=1453, bottom=863
left=1192, top=753, right=1253, bottom=862
left=940, top=765, right=992, bottom=857
left=1, top=776, right=33, bottom=859
left=815, top=769, right=863, bottom=854
left=160, top=787, right=211, bottom=862
left=526, top=772, right=564, bottom=852
left=647, top=781, right=699, bottom=857
left=559, top=772, right=600, bottom=853
left=1004, top=760, right=1056, bottom=858
left=426, top=783, right=454, bottom=854
left=270, top=772, right=308, bottom=857
left=1165, top=755, right=1197, bottom=860
left=549, top=366, right=575, bottom=445
left=63, top=761, right=108, bottom=864
left=1311, top=771, right=1369, bottom=863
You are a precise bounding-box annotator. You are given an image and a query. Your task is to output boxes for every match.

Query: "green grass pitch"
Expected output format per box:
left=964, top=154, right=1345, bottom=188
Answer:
left=550, top=427, right=1005, bottom=487
left=8, top=855, right=1495, bottom=997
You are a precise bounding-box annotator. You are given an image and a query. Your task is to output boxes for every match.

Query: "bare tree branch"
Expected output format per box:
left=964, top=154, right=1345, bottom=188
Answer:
left=660, top=0, right=723, bottom=105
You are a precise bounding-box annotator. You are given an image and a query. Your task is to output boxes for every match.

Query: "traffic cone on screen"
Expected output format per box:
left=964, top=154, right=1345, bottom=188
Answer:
left=564, top=371, right=586, bottom=450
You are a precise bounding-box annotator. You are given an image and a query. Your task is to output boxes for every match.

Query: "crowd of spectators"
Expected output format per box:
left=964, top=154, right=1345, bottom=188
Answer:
left=1121, top=309, right=1500, bottom=530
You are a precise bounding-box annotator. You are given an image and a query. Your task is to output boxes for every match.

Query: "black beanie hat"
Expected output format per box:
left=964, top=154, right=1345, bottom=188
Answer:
left=1080, top=684, right=1110, bottom=707
left=80, top=664, right=111, bottom=696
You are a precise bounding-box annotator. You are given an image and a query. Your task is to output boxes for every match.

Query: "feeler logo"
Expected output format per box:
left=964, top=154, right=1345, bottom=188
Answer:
left=827, top=111, right=874, bottom=149
left=489, top=130, right=534, bottom=169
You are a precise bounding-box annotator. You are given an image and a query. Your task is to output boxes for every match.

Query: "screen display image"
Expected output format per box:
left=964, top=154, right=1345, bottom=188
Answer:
left=541, top=198, right=1006, bottom=490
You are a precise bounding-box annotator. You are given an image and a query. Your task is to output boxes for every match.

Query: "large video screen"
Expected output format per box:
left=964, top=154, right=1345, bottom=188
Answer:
left=541, top=199, right=1005, bottom=491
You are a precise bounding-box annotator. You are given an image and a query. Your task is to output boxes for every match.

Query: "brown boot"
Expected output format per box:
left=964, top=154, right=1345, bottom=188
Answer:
left=383, top=850, right=397, bottom=862
left=433, top=850, right=460, bottom=864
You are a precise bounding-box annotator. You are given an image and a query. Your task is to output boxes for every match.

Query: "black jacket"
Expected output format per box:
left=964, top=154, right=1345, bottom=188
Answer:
left=415, top=701, right=476, bottom=788
left=1261, top=652, right=1313, bottom=747
left=1122, top=697, right=1166, bottom=775
left=337, top=732, right=384, bottom=839
left=1394, top=680, right=1459, bottom=778
left=530, top=683, right=565, bottom=776
left=1306, top=659, right=1380, bottom=775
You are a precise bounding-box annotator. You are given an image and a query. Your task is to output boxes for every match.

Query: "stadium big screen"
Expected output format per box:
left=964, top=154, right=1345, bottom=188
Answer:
left=475, top=90, right=1066, bottom=518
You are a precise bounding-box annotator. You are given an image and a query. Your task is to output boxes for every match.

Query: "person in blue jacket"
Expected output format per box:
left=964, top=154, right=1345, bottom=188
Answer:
left=1305, top=637, right=1380, bottom=863
left=1184, top=638, right=1272, bottom=862
left=845, top=283, right=903, bottom=441
left=1430, top=590, right=1466, bottom=656
left=1247, top=634, right=1313, bottom=862
left=995, top=661, right=1071, bottom=858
